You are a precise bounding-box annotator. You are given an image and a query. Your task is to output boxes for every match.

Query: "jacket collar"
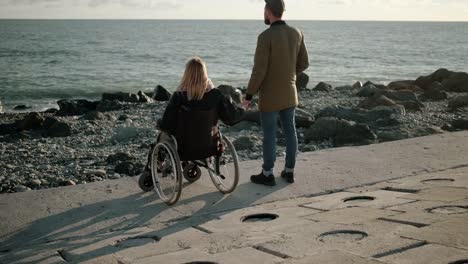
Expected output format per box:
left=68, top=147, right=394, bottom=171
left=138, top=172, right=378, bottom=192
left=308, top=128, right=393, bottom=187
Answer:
left=270, top=20, right=286, bottom=27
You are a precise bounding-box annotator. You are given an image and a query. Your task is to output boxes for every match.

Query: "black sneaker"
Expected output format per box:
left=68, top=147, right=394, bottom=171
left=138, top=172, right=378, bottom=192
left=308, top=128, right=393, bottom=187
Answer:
left=281, top=171, right=295, bottom=183
left=251, top=172, right=276, bottom=186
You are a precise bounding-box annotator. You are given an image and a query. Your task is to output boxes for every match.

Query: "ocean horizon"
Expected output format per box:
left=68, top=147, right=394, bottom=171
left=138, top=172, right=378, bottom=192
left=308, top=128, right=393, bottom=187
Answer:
left=1, top=19, right=467, bottom=112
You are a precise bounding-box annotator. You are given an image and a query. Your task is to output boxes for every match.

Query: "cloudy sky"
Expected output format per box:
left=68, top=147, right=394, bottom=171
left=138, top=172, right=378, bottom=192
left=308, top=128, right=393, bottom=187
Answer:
left=1, top=0, right=468, bottom=21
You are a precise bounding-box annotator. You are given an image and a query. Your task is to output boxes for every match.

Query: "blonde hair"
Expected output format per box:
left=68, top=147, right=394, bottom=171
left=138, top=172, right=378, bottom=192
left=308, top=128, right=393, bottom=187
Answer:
left=178, top=57, right=209, bottom=101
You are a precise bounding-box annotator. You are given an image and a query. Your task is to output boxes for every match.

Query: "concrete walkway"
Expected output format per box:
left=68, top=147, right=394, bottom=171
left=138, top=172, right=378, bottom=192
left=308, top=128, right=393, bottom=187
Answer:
left=1, top=131, right=467, bottom=263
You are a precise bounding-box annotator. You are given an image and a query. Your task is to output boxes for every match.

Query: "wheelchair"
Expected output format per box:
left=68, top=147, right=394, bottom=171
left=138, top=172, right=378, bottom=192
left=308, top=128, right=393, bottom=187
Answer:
left=139, top=107, right=240, bottom=206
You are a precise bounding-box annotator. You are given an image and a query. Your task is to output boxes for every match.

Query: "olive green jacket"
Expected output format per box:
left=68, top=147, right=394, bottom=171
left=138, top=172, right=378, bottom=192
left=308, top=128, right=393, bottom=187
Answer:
left=246, top=21, right=309, bottom=112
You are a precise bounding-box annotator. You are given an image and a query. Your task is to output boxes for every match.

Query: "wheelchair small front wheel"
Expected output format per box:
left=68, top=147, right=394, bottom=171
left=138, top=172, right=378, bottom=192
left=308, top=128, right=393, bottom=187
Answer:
left=207, top=135, right=239, bottom=194
left=151, top=141, right=182, bottom=206
left=183, top=163, right=202, bottom=183
left=138, top=171, right=153, bottom=192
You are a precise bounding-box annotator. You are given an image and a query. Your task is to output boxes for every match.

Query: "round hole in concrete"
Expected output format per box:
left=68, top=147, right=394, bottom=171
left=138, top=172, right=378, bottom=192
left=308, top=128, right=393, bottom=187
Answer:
left=426, top=206, right=468, bottom=215
left=241, top=213, right=279, bottom=223
left=421, top=178, right=455, bottom=184
left=343, top=196, right=376, bottom=203
left=318, top=230, right=368, bottom=244
left=449, top=260, right=468, bottom=264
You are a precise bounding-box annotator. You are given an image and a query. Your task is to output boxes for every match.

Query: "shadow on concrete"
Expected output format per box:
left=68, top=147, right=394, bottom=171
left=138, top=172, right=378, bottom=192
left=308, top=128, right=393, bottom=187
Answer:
left=0, top=179, right=288, bottom=263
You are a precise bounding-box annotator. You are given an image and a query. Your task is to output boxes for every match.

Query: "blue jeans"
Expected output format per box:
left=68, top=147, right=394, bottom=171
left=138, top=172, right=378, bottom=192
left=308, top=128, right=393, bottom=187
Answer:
left=261, top=107, right=298, bottom=173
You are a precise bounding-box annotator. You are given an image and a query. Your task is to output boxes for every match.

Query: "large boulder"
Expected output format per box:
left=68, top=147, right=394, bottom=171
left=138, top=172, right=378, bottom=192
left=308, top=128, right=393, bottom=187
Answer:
left=451, top=118, right=468, bottom=130
left=96, top=100, right=124, bottom=112
left=399, top=101, right=424, bottom=113
left=115, top=161, right=144, bottom=176
left=137, top=91, right=153, bottom=103
left=449, top=95, right=468, bottom=110
left=442, top=72, right=468, bottom=93
left=217, top=85, right=243, bottom=105
left=420, top=82, right=448, bottom=101
left=44, top=121, right=72, bottom=137
left=233, top=136, right=260, bottom=151
left=313, top=82, right=333, bottom=92
left=14, top=112, right=44, bottom=131
left=82, top=111, right=116, bottom=122
left=315, top=106, right=403, bottom=128
left=0, top=124, right=17, bottom=135
left=381, top=90, right=418, bottom=102
left=356, top=83, right=382, bottom=97
left=415, top=68, right=453, bottom=90
left=153, top=85, right=172, bottom=102
left=57, top=99, right=99, bottom=116
left=102, top=92, right=141, bottom=103
left=388, top=80, right=422, bottom=92
left=357, top=95, right=397, bottom=110
left=296, top=72, right=310, bottom=89
left=305, top=117, right=377, bottom=146
left=107, top=152, right=136, bottom=164
left=352, top=81, right=363, bottom=90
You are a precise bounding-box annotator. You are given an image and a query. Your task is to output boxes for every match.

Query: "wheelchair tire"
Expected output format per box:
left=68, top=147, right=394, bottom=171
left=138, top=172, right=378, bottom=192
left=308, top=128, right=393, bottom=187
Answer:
left=207, top=134, right=239, bottom=194
left=138, top=172, right=154, bottom=192
left=151, top=141, right=183, bottom=206
left=183, top=163, right=202, bottom=183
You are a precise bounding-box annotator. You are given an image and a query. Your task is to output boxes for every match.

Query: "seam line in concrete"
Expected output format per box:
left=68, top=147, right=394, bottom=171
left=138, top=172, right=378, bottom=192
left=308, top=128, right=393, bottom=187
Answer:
left=253, top=245, right=291, bottom=259
left=371, top=240, right=428, bottom=258
left=377, top=218, right=430, bottom=228
left=191, top=226, right=213, bottom=234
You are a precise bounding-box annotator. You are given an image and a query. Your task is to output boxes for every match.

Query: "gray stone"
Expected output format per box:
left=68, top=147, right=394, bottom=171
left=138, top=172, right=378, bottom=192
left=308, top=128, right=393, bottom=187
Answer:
left=15, top=185, right=31, bottom=192
left=382, top=90, right=418, bottom=102
left=29, top=179, right=42, bottom=187
left=56, top=99, right=98, bottom=116
left=233, top=136, right=259, bottom=151
left=388, top=80, right=422, bottom=92
left=357, top=95, right=397, bottom=110
left=305, top=117, right=377, bottom=146
left=82, top=111, right=116, bottom=121
left=153, top=85, right=171, bottom=101
left=352, top=81, right=363, bottom=89
left=85, top=169, right=107, bottom=178
left=107, top=152, right=136, bottom=164
left=449, top=95, right=468, bottom=110
left=137, top=91, right=153, bottom=103
left=96, top=100, right=123, bottom=112
left=442, top=71, right=468, bottom=92
left=315, top=106, right=403, bottom=128
left=296, top=72, right=309, bottom=89
left=421, top=82, right=448, bottom=101
left=14, top=112, right=45, bottom=131
left=452, top=118, right=468, bottom=130
left=115, top=161, right=144, bottom=176
left=44, top=121, right=72, bottom=138
left=313, top=82, right=333, bottom=92
left=356, top=83, right=383, bottom=97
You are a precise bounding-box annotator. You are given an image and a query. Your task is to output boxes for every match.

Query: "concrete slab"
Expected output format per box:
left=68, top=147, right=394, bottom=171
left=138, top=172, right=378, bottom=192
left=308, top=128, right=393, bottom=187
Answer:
left=133, top=247, right=284, bottom=264
left=305, top=207, right=403, bottom=225
left=379, top=244, right=468, bottom=264
left=400, top=218, right=468, bottom=250
left=283, top=251, right=385, bottom=264
left=199, top=206, right=321, bottom=234
left=403, top=187, right=468, bottom=202
left=257, top=220, right=422, bottom=259
left=382, top=200, right=468, bottom=225
left=0, top=248, right=66, bottom=264
left=301, top=190, right=415, bottom=211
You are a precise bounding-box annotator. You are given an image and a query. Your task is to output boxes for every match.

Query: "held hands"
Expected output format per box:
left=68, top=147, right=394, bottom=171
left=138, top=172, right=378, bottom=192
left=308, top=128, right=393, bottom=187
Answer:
left=242, top=99, right=251, bottom=110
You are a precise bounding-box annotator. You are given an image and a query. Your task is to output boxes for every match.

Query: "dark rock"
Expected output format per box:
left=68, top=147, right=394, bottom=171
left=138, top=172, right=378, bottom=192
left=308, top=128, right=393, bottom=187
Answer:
left=82, top=111, right=116, bottom=121
left=304, top=117, right=377, bottom=146
left=313, top=82, right=333, bottom=92
left=451, top=118, right=468, bottom=130
left=115, top=161, right=144, bottom=176
left=315, top=106, right=403, bottom=128
left=102, top=92, right=141, bottom=103
left=415, top=68, right=453, bottom=90
left=335, top=85, right=353, bottom=91
left=388, top=80, right=422, bottom=92
left=448, top=95, right=468, bottom=110
left=107, top=152, right=136, bottom=164
left=381, top=90, right=418, bottom=102
left=399, top=101, right=424, bottom=113
left=14, top=105, right=32, bottom=110
left=43, top=116, right=59, bottom=129
left=137, top=91, right=153, bottom=103
left=0, top=123, right=17, bottom=135
left=96, top=100, right=123, bottom=112
left=421, top=82, right=448, bottom=101
left=377, top=128, right=411, bottom=142
left=442, top=72, right=468, bottom=93
left=356, top=83, right=382, bottom=97
left=43, top=108, right=58, bottom=114
left=57, top=99, right=99, bottom=116
left=44, top=121, right=72, bottom=137
left=217, top=85, right=243, bottom=104
left=352, top=81, right=363, bottom=89
left=153, top=85, right=172, bottom=101
left=124, top=93, right=140, bottom=103
left=363, top=81, right=387, bottom=90
left=357, top=95, right=397, bottom=110
left=296, top=72, right=310, bottom=89
left=15, top=112, right=44, bottom=131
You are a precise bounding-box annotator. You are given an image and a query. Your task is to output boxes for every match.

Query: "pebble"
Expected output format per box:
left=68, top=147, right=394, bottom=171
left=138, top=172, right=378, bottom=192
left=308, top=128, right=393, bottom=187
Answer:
left=29, top=179, right=42, bottom=186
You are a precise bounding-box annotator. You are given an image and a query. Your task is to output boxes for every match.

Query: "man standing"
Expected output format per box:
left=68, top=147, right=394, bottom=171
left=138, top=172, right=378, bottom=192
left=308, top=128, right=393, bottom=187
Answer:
left=243, top=0, right=309, bottom=186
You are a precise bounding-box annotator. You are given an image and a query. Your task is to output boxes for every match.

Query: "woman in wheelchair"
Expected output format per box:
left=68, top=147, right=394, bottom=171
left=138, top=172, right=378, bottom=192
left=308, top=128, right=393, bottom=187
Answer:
left=139, top=57, right=244, bottom=205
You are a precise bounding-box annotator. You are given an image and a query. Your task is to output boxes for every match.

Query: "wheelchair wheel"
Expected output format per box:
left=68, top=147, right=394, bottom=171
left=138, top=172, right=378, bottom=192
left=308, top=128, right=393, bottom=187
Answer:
left=138, top=171, right=153, bottom=192
left=183, top=163, right=202, bottom=183
left=151, top=141, right=182, bottom=206
left=207, top=135, right=239, bottom=194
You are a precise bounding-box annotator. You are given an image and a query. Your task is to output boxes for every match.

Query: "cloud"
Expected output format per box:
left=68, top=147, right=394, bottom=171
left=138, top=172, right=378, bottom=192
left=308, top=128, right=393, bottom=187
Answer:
left=5, top=0, right=182, bottom=9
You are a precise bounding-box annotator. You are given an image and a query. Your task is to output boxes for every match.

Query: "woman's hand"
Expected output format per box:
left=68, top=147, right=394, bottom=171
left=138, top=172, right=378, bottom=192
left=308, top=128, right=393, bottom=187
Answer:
left=242, top=99, right=251, bottom=110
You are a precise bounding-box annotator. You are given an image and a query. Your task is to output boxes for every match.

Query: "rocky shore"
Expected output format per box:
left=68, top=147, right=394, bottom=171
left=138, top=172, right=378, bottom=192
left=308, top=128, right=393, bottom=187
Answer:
left=1, top=68, right=467, bottom=194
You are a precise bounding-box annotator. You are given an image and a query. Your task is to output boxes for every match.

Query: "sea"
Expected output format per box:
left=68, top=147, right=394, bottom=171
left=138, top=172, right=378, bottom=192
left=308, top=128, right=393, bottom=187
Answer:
left=0, top=20, right=467, bottom=112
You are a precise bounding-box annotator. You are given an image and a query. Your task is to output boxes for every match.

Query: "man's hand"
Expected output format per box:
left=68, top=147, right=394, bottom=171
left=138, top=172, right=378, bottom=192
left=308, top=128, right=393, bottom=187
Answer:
left=242, top=99, right=251, bottom=110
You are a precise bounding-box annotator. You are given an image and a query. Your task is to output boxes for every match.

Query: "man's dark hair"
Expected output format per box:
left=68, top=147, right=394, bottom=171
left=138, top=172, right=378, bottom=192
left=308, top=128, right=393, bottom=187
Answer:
left=266, top=3, right=284, bottom=18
